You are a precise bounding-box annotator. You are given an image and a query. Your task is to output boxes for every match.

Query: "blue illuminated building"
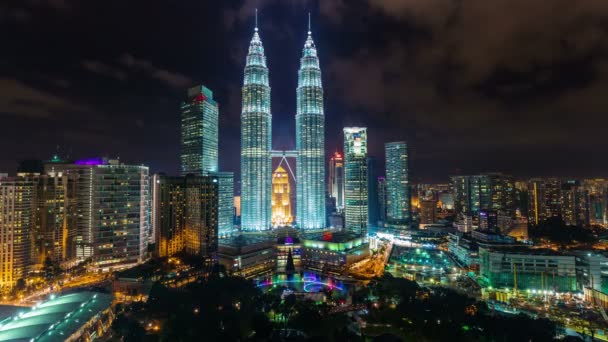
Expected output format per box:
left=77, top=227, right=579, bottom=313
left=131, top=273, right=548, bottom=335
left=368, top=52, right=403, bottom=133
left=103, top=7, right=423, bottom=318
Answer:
left=296, top=16, right=325, bottom=230
left=241, top=14, right=273, bottom=231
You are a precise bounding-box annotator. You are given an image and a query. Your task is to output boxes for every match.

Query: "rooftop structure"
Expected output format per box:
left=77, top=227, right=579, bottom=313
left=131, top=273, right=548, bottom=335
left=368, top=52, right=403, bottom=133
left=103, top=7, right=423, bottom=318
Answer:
left=0, top=291, right=113, bottom=342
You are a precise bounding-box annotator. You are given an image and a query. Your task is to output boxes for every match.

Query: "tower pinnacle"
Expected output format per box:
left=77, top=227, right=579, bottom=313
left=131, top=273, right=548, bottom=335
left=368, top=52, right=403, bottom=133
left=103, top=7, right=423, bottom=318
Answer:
left=255, top=8, right=258, bottom=32
left=308, top=12, right=311, bottom=35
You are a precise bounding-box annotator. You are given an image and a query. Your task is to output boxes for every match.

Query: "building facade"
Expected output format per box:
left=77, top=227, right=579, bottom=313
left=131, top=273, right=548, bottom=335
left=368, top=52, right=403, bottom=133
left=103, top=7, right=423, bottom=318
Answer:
left=0, top=178, right=34, bottom=291
left=296, top=26, right=325, bottom=230
left=67, top=159, right=150, bottom=270
left=367, top=156, right=380, bottom=227
left=378, top=176, right=387, bottom=223
left=33, top=172, right=76, bottom=264
left=420, top=199, right=437, bottom=225
left=180, top=85, right=219, bottom=176
left=384, top=142, right=410, bottom=223
left=343, top=127, right=368, bottom=236
left=241, top=23, right=272, bottom=231
left=211, top=172, right=234, bottom=237
left=152, top=174, right=218, bottom=258
left=271, top=166, right=293, bottom=227
left=451, top=173, right=515, bottom=218
left=328, top=152, right=345, bottom=212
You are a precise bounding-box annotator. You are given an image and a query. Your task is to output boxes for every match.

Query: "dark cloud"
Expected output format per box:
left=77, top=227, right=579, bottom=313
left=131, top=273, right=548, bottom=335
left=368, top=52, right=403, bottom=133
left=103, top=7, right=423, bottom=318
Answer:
left=2, top=0, right=608, bottom=180
left=81, top=60, right=127, bottom=81
left=119, top=54, right=194, bottom=89
left=0, top=78, right=92, bottom=118
left=324, top=0, right=608, bottom=152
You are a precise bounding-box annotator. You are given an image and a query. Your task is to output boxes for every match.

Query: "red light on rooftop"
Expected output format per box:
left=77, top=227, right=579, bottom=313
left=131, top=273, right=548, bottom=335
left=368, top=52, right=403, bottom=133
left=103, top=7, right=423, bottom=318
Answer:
left=193, top=94, right=207, bottom=103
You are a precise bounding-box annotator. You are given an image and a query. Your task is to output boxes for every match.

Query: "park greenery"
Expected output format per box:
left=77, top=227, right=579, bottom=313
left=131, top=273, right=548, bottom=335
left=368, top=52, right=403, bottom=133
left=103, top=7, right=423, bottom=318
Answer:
left=112, top=271, right=563, bottom=341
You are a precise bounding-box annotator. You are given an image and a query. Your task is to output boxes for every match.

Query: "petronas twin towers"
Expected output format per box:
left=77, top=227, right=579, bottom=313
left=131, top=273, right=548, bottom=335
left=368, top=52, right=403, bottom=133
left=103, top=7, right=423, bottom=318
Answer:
left=241, top=15, right=325, bottom=231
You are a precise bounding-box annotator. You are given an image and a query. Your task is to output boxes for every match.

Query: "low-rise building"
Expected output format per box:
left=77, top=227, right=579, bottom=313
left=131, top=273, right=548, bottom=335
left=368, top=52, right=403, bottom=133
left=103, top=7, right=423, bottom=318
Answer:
left=218, top=235, right=275, bottom=279
left=301, top=232, right=369, bottom=275
left=479, top=246, right=578, bottom=292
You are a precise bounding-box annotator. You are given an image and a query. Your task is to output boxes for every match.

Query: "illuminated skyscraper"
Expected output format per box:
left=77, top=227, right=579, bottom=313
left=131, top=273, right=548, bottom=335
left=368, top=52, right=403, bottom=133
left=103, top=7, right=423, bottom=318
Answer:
left=296, top=18, right=325, bottom=229
left=180, top=85, right=218, bottom=175
left=343, top=127, right=368, bottom=235
left=0, top=177, right=34, bottom=291
left=328, top=152, right=345, bottom=211
left=385, top=142, right=410, bottom=223
left=241, top=16, right=272, bottom=231
left=272, top=165, right=293, bottom=227
left=64, top=159, right=150, bottom=269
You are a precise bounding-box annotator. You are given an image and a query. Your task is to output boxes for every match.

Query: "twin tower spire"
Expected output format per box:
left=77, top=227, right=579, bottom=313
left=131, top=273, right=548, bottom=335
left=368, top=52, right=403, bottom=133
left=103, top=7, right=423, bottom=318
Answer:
left=241, top=11, right=325, bottom=231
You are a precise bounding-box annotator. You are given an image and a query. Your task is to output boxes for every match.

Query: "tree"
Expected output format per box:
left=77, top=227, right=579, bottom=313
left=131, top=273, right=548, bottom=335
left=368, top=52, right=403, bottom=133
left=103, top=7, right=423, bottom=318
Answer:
left=286, top=248, right=295, bottom=274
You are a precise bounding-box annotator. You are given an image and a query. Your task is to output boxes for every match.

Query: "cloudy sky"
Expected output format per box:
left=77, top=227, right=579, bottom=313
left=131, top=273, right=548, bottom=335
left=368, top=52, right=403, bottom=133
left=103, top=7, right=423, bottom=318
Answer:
left=2, top=0, right=608, bottom=182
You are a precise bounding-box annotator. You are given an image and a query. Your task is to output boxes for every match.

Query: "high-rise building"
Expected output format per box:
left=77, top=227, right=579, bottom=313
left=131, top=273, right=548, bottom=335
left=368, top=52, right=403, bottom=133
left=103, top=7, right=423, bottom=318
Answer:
left=583, top=179, right=608, bottom=226
left=33, top=172, right=76, bottom=264
left=328, top=152, right=345, bottom=211
left=212, top=172, right=234, bottom=237
left=527, top=178, right=562, bottom=225
left=296, top=21, right=325, bottom=230
left=378, top=177, right=387, bottom=223
left=0, top=177, right=34, bottom=291
left=384, top=142, right=410, bottom=223
left=367, top=156, right=379, bottom=226
left=65, top=159, right=150, bottom=270
left=152, top=174, right=218, bottom=258
left=343, top=127, right=368, bottom=236
left=241, top=20, right=272, bottom=231
left=451, top=173, right=515, bottom=217
left=271, top=165, right=293, bottom=227
left=180, top=85, right=219, bottom=176
left=561, top=180, right=589, bottom=227
left=420, top=199, right=437, bottom=225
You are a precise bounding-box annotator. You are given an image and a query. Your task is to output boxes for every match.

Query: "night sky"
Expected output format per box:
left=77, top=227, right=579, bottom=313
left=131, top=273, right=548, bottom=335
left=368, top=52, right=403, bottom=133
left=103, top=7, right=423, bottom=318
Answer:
left=2, top=0, right=608, bottom=183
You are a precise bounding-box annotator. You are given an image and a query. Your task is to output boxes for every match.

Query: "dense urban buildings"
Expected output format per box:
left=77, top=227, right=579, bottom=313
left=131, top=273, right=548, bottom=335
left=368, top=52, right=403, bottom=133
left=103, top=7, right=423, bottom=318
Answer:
left=343, top=127, right=368, bottom=236
left=180, top=85, right=219, bottom=175
left=384, top=142, right=410, bottom=224
left=4, top=7, right=608, bottom=341
left=296, top=22, right=325, bottom=230
left=528, top=177, right=591, bottom=227
left=328, top=152, right=345, bottom=212
left=240, top=22, right=272, bottom=231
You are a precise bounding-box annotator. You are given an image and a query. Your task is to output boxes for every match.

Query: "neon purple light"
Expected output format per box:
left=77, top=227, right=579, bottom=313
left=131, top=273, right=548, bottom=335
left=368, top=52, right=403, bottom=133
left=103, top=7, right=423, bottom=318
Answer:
left=285, top=236, right=293, bottom=244
left=75, top=158, right=106, bottom=166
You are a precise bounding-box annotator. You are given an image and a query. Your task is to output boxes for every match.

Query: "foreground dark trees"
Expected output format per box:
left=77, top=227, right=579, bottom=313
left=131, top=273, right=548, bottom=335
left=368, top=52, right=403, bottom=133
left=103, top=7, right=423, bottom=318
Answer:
left=113, top=273, right=558, bottom=341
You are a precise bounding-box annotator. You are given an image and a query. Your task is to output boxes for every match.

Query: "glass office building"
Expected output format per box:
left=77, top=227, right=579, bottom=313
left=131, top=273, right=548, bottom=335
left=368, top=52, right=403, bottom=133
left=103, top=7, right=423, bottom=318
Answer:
left=343, top=127, right=368, bottom=236
left=180, top=85, right=219, bottom=175
left=385, top=142, right=410, bottom=223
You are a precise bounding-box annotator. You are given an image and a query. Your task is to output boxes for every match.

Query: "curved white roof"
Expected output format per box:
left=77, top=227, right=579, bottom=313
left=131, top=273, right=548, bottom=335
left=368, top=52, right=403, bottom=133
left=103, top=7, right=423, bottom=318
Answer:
left=0, top=291, right=112, bottom=342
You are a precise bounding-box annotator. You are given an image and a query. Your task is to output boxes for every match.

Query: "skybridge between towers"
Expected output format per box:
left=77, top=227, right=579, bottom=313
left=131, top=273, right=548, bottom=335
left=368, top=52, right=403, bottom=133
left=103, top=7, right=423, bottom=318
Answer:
left=271, top=150, right=297, bottom=183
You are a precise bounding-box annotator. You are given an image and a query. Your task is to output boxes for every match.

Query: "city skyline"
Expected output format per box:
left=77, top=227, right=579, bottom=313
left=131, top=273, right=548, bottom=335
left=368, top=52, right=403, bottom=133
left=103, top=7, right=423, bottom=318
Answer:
left=4, top=2, right=608, bottom=182
left=2, top=3, right=608, bottom=339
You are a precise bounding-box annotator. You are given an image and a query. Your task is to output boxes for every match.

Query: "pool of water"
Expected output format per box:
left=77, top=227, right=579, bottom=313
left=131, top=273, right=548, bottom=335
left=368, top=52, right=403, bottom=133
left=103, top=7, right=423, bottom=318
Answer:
left=255, top=272, right=347, bottom=294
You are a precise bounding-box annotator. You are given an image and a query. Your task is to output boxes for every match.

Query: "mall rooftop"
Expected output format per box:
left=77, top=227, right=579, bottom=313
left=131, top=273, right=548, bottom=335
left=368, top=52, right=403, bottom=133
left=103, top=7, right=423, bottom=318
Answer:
left=0, top=291, right=113, bottom=342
